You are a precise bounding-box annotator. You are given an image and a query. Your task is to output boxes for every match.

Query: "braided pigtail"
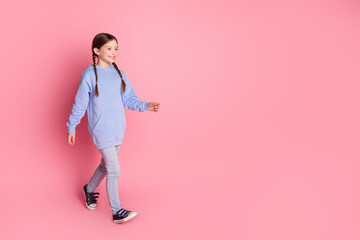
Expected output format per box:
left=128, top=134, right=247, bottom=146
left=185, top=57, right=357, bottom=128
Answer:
left=92, top=53, right=99, bottom=97
left=112, top=62, right=126, bottom=94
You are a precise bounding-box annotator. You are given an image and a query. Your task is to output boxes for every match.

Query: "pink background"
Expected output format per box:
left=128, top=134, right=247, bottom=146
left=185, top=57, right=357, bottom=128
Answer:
left=1, top=0, right=360, bottom=239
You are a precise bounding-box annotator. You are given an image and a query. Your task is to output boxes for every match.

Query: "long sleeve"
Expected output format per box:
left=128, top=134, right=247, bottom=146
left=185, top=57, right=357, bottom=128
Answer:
left=121, top=70, right=149, bottom=112
left=66, top=72, right=91, bottom=133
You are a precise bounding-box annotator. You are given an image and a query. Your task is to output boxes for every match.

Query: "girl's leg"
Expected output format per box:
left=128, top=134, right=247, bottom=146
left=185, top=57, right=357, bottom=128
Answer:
left=87, top=157, right=106, bottom=193
left=99, top=145, right=122, bottom=214
left=87, top=145, right=121, bottom=193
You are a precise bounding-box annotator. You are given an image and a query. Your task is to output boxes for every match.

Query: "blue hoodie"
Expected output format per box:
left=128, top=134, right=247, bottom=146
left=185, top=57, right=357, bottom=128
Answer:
left=66, top=64, right=149, bottom=149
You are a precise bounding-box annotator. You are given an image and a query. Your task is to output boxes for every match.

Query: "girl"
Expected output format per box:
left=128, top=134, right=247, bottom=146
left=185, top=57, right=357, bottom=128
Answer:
left=66, top=33, right=160, bottom=224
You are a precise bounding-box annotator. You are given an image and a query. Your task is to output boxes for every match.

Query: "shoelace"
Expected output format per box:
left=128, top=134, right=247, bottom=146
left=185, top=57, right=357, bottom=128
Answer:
left=87, top=192, right=99, bottom=203
left=116, top=208, right=131, bottom=217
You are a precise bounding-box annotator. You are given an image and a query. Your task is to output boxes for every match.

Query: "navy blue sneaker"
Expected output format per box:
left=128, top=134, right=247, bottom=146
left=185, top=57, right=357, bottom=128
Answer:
left=82, top=184, right=99, bottom=210
left=113, top=208, right=137, bottom=223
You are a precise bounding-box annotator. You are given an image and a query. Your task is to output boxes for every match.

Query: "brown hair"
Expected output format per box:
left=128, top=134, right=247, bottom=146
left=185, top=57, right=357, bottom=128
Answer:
left=91, top=33, right=126, bottom=97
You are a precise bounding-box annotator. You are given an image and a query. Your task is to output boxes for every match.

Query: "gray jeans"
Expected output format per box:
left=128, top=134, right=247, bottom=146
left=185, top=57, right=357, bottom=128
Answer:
left=87, top=144, right=122, bottom=214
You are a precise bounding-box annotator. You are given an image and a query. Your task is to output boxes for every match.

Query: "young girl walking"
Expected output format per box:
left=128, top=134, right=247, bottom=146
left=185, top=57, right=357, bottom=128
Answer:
left=66, top=33, right=160, bottom=224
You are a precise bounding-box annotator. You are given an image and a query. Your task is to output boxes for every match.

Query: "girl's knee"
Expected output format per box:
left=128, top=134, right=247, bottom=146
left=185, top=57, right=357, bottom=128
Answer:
left=99, top=159, right=106, bottom=172
left=99, top=164, right=106, bottom=172
left=107, top=167, right=120, bottom=178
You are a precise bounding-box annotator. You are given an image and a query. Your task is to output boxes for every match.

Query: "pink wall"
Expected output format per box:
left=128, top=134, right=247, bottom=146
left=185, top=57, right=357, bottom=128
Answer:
left=1, top=0, right=360, bottom=239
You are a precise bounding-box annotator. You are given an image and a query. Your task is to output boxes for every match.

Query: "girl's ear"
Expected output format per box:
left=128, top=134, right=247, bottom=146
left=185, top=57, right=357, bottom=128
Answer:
left=93, top=47, right=100, bottom=55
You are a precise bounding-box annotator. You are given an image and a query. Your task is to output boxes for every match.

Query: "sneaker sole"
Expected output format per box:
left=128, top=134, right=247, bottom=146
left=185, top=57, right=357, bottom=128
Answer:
left=82, top=187, right=97, bottom=210
left=113, top=212, right=138, bottom=224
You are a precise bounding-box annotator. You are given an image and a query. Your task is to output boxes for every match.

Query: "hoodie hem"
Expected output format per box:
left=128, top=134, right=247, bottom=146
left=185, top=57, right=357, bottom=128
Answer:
left=95, top=139, right=123, bottom=150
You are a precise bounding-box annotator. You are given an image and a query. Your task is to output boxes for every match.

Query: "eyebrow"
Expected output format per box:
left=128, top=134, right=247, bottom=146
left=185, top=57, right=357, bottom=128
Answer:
left=105, top=46, right=118, bottom=48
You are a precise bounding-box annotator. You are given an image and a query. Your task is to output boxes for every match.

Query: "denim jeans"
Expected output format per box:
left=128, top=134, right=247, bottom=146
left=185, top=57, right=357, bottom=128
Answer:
left=87, top=144, right=122, bottom=214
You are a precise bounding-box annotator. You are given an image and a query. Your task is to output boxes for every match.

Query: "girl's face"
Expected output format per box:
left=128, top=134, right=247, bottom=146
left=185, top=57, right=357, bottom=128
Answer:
left=93, top=39, right=118, bottom=65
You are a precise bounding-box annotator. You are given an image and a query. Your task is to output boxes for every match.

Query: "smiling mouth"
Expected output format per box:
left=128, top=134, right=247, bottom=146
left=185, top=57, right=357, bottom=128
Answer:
left=109, top=56, right=115, bottom=59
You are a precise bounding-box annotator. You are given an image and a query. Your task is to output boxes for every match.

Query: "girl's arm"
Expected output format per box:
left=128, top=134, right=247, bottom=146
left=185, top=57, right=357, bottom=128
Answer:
left=66, top=72, right=91, bottom=133
left=121, top=70, right=149, bottom=112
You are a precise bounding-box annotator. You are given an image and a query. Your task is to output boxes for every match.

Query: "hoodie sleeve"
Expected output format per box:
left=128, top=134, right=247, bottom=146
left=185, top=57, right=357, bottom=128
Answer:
left=121, top=70, right=149, bottom=112
left=66, top=72, right=91, bottom=133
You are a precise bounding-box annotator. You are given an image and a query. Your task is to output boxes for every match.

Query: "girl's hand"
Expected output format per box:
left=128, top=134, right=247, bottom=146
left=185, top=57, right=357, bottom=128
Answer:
left=148, top=102, right=160, bottom=112
left=67, top=133, right=75, bottom=145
